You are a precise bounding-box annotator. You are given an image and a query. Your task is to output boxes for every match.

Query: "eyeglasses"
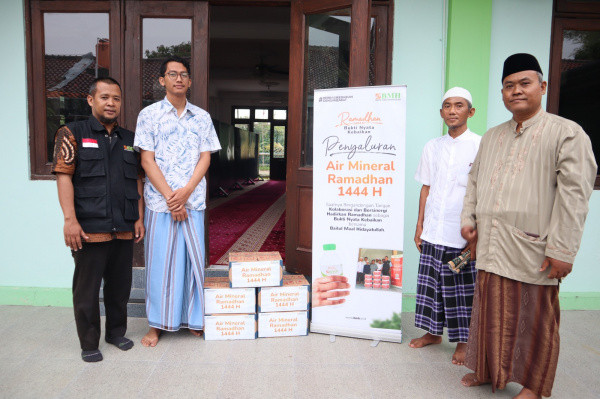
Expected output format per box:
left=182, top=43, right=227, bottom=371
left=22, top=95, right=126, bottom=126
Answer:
left=165, top=71, right=190, bottom=80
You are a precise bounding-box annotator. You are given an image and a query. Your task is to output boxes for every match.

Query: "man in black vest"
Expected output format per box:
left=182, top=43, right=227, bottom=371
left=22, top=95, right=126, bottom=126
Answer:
left=52, top=77, right=144, bottom=362
left=382, top=256, right=391, bottom=276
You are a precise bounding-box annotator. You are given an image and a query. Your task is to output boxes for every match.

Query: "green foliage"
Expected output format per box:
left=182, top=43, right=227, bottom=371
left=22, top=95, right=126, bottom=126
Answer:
left=273, top=142, right=284, bottom=156
left=145, top=41, right=191, bottom=59
left=370, top=312, right=402, bottom=330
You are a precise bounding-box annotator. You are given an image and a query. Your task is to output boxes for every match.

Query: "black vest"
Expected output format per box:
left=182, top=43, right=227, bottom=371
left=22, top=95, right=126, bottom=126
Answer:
left=69, top=116, right=140, bottom=233
left=382, top=263, right=391, bottom=276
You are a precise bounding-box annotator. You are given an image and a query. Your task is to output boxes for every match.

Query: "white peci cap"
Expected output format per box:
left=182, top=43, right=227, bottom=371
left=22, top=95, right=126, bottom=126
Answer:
left=442, top=87, right=473, bottom=106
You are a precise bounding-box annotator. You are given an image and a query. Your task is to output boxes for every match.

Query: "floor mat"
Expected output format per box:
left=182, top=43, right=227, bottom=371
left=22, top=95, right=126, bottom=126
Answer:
left=208, top=180, right=286, bottom=265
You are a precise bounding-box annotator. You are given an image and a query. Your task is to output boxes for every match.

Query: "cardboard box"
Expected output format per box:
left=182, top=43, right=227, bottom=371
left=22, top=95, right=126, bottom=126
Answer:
left=258, top=311, right=309, bottom=338
left=204, top=277, right=256, bottom=315
left=258, top=275, right=310, bottom=312
left=204, top=314, right=257, bottom=341
left=228, top=252, right=283, bottom=288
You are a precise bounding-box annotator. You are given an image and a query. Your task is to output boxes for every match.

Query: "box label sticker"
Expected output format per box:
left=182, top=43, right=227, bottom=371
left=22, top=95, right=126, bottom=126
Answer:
left=229, top=260, right=282, bottom=287
left=259, top=286, right=309, bottom=312
left=204, top=314, right=256, bottom=340
left=258, top=311, right=309, bottom=338
left=204, top=288, right=256, bottom=314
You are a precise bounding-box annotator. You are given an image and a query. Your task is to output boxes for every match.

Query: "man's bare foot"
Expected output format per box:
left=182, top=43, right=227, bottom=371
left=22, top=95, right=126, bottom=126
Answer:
left=461, top=373, right=489, bottom=387
left=190, top=329, right=203, bottom=337
left=141, top=327, right=161, bottom=347
left=452, top=342, right=467, bottom=365
left=409, top=333, right=442, bottom=348
left=513, top=387, right=541, bottom=399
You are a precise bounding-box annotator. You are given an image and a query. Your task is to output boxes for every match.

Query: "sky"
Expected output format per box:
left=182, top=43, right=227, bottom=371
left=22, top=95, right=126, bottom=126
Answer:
left=44, top=14, right=192, bottom=57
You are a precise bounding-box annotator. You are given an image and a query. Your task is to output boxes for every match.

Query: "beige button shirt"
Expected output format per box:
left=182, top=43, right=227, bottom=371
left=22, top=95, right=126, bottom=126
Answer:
left=461, top=109, right=596, bottom=285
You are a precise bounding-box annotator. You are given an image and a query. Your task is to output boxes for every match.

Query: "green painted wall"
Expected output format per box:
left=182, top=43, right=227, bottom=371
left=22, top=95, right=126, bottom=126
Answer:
left=392, top=0, right=446, bottom=296
left=445, top=0, right=492, bottom=136
left=0, top=0, right=76, bottom=293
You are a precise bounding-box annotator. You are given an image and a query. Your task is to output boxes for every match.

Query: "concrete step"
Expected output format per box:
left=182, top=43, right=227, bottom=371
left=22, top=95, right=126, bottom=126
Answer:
left=132, top=267, right=145, bottom=289
left=100, top=287, right=145, bottom=301
left=100, top=302, right=146, bottom=318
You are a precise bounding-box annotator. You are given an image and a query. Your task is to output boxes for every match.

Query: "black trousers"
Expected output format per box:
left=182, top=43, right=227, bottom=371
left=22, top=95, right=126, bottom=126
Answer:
left=71, top=239, right=133, bottom=351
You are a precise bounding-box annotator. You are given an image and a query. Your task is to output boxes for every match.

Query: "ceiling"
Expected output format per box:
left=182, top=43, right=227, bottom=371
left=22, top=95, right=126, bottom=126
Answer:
left=209, top=6, right=291, bottom=94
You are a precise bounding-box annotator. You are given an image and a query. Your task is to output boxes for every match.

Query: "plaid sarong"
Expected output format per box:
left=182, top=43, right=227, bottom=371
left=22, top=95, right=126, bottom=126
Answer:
left=414, top=240, right=477, bottom=342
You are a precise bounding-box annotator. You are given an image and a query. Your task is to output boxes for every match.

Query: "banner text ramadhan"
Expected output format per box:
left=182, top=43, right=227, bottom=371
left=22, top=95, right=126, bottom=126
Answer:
left=326, top=160, right=395, bottom=197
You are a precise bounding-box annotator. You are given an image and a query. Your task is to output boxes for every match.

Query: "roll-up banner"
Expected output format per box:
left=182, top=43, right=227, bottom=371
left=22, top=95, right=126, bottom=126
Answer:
left=311, top=85, right=406, bottom=342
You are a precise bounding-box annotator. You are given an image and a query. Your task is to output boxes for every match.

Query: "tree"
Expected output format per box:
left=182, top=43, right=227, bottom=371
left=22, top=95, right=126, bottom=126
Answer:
left=145, top=41, right=191, bottom=59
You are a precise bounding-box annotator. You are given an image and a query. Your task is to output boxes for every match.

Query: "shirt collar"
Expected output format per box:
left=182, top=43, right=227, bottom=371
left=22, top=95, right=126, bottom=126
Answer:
left=445, top=128, right=472, bottom=141
left=89, top=115, right=122, bottom=138
left=509, top=107, right=545, bottom=136
left=161, top=96, right=195, bottom=117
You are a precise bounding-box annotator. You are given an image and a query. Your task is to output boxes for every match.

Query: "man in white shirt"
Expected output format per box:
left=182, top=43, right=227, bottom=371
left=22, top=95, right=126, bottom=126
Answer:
left=356, top=257, right=365, bottom=283
left=409, top=87, right=481, bottom=366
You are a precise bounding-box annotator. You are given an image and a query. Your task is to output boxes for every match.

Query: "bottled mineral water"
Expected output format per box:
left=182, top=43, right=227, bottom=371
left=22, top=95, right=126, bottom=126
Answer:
left=320, top=243, right=343, bottom=276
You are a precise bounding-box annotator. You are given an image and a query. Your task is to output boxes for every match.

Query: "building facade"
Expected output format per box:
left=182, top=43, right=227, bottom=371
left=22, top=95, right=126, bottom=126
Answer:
left=1, top=0, right=598, bottom=310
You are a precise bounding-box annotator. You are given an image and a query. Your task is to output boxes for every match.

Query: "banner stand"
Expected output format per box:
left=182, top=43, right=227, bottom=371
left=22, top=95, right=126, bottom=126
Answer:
left=311, top=85, right=407, bottom=343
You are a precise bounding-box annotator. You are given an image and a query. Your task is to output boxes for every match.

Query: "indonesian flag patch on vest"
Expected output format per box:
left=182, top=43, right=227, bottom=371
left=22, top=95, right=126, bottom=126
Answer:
left=82, top=138, right=99, bottom=148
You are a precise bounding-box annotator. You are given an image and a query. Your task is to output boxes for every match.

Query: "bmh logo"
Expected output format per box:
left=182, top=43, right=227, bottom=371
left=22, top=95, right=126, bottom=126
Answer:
left=375, top=92, right=402, bottom=101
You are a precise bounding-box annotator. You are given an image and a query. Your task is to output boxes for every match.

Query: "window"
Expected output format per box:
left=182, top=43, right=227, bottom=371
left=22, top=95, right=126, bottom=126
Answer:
left=27, top=1, right=120, bottom=178
left=232, top=106, right=288, bottom=177
left=234, top=109, right=250, bottom=119
left=549, top=0, right=600, bottom=188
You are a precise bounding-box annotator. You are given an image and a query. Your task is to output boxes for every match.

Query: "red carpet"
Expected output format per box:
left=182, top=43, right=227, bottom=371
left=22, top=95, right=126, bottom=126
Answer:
left=259, top=211, right=286, bottom=264
left=209, top=180, right=286, bottom=265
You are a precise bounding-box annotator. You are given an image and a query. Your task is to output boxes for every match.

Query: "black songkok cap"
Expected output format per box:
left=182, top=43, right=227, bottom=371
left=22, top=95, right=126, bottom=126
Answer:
left=502, top=53, right=543, bottom=82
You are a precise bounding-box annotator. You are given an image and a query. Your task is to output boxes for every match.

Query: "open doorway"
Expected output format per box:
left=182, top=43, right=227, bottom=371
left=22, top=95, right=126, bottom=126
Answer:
left=207, top=5, right=290, bottom=267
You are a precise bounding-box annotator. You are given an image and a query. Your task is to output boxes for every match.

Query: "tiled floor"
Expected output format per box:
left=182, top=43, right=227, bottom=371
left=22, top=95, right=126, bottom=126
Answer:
left=0, top=306, right=598, bottom=398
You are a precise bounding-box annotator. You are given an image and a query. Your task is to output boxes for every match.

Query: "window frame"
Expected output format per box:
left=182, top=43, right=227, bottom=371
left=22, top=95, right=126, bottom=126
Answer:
left=548, top=0, right=600, bottom=188
left=26, top=1, right=122, bottom=179
left=231, top=105, right=288, bottom=169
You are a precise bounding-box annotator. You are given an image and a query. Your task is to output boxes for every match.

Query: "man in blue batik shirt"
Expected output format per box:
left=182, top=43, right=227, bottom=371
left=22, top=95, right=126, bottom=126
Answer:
left=134, top=56, right=221, bottom=347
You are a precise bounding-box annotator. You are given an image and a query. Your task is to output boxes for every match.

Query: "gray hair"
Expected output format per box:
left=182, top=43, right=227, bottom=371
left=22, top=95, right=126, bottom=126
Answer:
left=536, top=71, right=544, bottom=84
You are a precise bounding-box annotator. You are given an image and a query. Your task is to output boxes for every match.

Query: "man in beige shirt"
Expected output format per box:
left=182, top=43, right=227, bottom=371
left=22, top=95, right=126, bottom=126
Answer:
left=460, top=53, right=596, bottom=399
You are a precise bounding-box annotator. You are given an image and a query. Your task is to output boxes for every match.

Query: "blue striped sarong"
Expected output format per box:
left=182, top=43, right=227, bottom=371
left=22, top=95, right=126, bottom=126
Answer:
left=144, top=207, right=205, bottom=331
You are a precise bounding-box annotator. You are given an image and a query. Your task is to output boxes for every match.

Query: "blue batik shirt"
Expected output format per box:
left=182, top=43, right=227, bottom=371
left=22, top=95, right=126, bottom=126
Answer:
left=134, top=97, right=221, bottom=213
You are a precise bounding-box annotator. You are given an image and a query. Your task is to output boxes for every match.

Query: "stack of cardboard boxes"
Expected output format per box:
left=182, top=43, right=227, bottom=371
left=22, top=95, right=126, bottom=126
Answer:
left=363, top=270, right=391, bottom=290
left=204, top=252, right=310, bottom=340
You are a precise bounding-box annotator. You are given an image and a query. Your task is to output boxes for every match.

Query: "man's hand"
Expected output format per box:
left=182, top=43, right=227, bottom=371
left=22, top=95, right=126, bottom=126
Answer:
left=414, top=224, right=423, bottom=252
left=312, top=275, right=350, bottom=307
left=171, top=208, right=188, bottom=222
left=134, top=219, right=145, bottom=243
left=540, top=257, right=573, bottom=280
left=64, top=218, right=88, bottom=251
left=461, top=226, right=478, bottom=260
left=167, top=186, right=193, bottom=212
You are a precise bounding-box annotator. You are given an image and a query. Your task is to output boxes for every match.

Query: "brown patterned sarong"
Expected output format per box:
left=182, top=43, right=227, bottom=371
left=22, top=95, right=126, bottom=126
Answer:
left=465, top=270, right=560, bottom=397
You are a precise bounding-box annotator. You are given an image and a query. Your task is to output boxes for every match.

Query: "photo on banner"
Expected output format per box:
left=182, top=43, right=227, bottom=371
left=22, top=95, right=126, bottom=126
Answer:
left=311, top=85, right=406, bottom=343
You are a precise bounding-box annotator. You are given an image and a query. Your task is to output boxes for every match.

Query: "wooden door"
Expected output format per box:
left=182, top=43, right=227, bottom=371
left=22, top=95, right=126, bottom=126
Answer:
left=270, top=121, right=287, bottom=180
left=123, top=1, right=208, bottom=128
left=123, top=0, right=210, bottom=267
left=286, top=0, right=389, bottom=275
